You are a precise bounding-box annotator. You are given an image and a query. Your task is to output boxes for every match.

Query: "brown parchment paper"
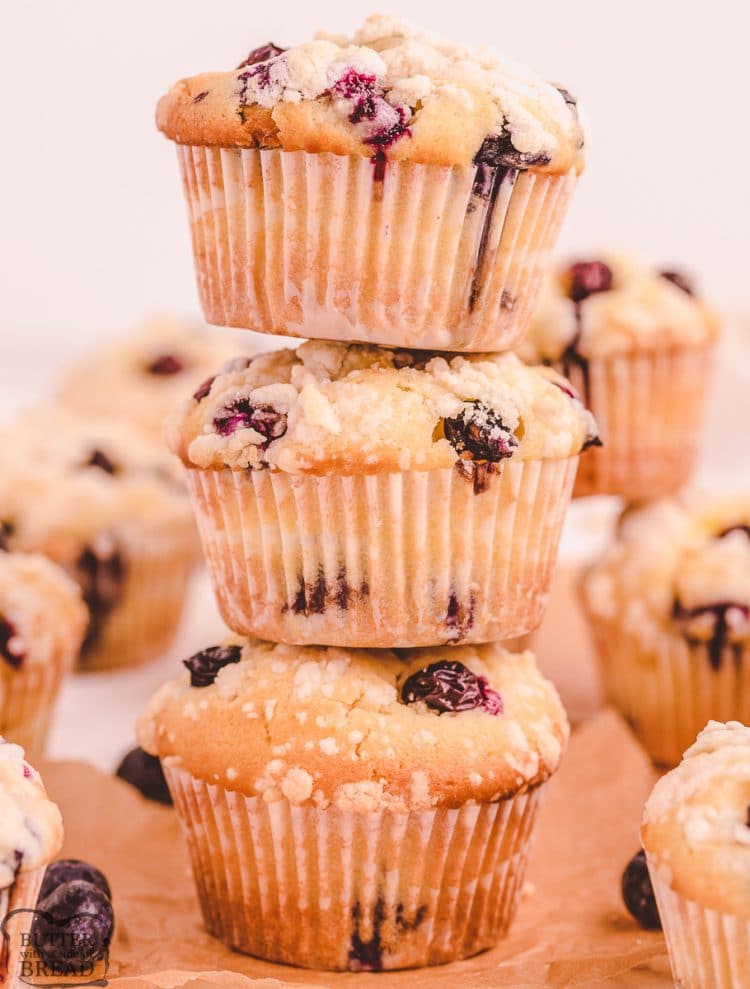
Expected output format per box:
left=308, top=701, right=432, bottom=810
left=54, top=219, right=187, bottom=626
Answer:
left=38, top=708, right=673, bottom=989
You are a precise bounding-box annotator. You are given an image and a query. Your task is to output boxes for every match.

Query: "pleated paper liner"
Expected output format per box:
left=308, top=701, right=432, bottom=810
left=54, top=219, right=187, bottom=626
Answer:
left=76, top=532, right=195, bottom=672
left=0, top=659, right=71, bottom=763
left=560, top=342, right=715, bottom=500
left=164, top=761, right=545, bottom=971
left=648, top=865, right=750, bottom=989
left=176, top=146, right=576, bottom=351
left=0, top=868, right=44, bottom=987
left=185, top=456, right=578, bottom=647
left=585, top=611, right=749, bottom=768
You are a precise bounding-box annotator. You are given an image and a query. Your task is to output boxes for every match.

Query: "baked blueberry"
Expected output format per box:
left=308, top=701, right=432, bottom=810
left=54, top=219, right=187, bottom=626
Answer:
left=193, top=376, right=215, bottom=402
left=213, top=400, right=287, bottom=445
left=145, top=354, right=185, bottom=376
left=0, top=520, right=13, bottom=552
left=32, top=879, right=114, bottom=970
left=75, top=543, right=125, bottom=654
left=237, top=42, right=285, bottom=69
left=184, top=644, right=242, bottom=687
left=116, top=747, right=172, bottom=805
left=473, top=131, right=551, bottom=169
left=659, top=270, right=694, bottom=296
left=39, top=859, right=112, bottom=902
left=400, top=660, right=503, bottom=714
left=0, top=617, right=23, bottom=669
left=567, top=261, right=613, bottom=302
left=621, top=850, right=661, bottom=930
left=84, top=449, right=119, bottom=475
left=443, top=402, right=517, bottom=462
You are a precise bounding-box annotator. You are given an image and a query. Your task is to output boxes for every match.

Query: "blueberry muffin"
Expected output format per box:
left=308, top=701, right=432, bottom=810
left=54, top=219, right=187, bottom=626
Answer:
left=0, top=551, right=87, bottom=758
left=138, top=638, right=568, bottom=970
left=642, top=721, right=750, bottom=988
left=518, top=254, right=720, bottom=499
left=582, top=496, right=750, bottom=766
left=167, top=341, right=598, bottom=646
left=157, top=14, right=585, bottom=350
left=57, top=316, right=260, bottom=441
left=0, top=738, right=63, bottom=984
left=0, top=410, right=196, bottom=670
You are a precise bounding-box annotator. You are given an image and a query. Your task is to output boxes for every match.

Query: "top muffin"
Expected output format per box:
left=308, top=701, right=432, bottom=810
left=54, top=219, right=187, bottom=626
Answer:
left=167, top=342, right=598, bottom=473
left=518, top=254, right=720, bottom=363
left=157, top=14, right=585, bottom=173
left=642, top=720, right=750, bottom=917
left=57, top=316, right=260, bottom=440
left=0, top=738, right=62, bottom=888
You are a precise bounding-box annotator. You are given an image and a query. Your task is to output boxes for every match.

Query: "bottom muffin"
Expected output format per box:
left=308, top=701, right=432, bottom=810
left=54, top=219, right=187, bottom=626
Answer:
left=642, top=721, right=750, bottom=989
left=138, top=639, right=569, bottom=971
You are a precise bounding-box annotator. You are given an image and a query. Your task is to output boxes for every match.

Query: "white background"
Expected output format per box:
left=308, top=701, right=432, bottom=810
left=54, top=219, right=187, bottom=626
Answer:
left=0, top=2, right=748, bottom=767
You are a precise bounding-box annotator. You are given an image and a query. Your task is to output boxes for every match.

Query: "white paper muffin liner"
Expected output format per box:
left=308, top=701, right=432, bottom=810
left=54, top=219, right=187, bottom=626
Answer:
left=0, top=868, right=44, bottom=987
left=648, top=865, right=750, bottom=988
left=0, top=660, right=70, bottom=764
left=562, top=343, right=715, bottom=500
left=176, top=146, right=577, bottom=351
left=585, top=611, right=750, bottom=767
left=164, top=761, right=544, bottom=971
left=185, top=457, right=578, bottom=647
left=77, top=532, right=194, bottom=672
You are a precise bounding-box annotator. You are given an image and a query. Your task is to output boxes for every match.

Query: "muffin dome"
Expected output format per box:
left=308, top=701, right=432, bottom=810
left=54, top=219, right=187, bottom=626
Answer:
left=157, top=14, right=585, bottom=173
left=57, top=316, right=258, bottom=438
left=642, top=721, right=750, bottom=917
left=583, top=496, right=750, bottom=664
left=167, top=342, right=598, bottom=474
left=518, top=253, right=720, bottom=363
left=139, top=639, right=569, bottom=812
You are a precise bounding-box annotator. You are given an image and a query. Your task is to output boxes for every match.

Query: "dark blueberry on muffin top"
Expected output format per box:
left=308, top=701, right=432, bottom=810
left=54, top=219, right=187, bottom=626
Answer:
left=184, top=644, right=242, bottom=687
left=567, top=261, right=614, bottom=302
left=443, top=402, right=518, bottom=462
left=400, top=660, right=503, bottom=715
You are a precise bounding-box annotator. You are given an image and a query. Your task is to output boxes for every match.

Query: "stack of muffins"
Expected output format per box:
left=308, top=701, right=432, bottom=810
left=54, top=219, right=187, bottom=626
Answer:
left=138, top=16, right=598, bottom=971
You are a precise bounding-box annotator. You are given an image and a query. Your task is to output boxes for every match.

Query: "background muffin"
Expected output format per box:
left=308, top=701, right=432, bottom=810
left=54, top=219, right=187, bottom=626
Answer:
left=518, top=254, right=720, bottom=499
left=167, top=341, right=598, bottom=646
left=0, top=410, right=196, bottom=670
left=157, top=14, right=585, bottom=350
left=582, top=495, right=750, bottom=765
left=57, top=315, right=261, bottom=441
left=642, top=721, right=750, bottom=988
left=0, top=737, right=63, bottom=985
left=139, top=638, right=568, bottom=970
left=0, top=551, right=87, bottom=759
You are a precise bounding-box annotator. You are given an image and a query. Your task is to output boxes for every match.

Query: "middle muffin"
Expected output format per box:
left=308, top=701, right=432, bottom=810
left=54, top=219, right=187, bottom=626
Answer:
left=167, top=342, right=597, bottom=646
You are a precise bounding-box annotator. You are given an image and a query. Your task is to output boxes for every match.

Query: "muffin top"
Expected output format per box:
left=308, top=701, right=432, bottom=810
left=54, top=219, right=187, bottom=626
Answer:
left=139, top=639, right=569, bottom=812
left=157, top=14, right=585, bottom=174
left=518, top=254, right=720, bottom=362
left=0, top=551, right=87, bottom=671
left=167, top=342, right=598, bottom=474
left=57, top=316, right=257, bottom=439
left=0, top=738, right=63, bottom=888
left=0, top=410, right=194, bottom=560
left=582, top=496, right=750, bottom=661
left=642, top=721, right=750, bottom=916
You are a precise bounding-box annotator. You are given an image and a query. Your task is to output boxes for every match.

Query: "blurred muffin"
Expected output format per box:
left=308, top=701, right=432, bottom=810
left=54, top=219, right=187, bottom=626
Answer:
left=0, top=737, right=63, bottom=984
left=57, top=316, right=259, bottom=440
left=167, top=341, right=598, bottom=646
left=582, top=496, right=750, bottom=766
left=139, top=638, right=568, bottom=970
left=0, top=551, right=87, bottom=759
left=0, top=410, right=196, bottom=671
left=642, top=721, right=750, bottom=988
left=518, top=255, right=720, bottom=499
left=157, top=14, right=585, bottom=350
